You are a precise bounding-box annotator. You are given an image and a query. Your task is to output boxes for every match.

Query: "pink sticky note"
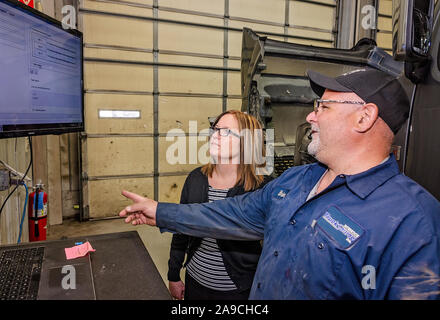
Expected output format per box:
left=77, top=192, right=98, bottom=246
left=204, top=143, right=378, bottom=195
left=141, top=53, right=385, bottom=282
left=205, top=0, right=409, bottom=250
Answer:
left=65, top=241, right=96, bottom=260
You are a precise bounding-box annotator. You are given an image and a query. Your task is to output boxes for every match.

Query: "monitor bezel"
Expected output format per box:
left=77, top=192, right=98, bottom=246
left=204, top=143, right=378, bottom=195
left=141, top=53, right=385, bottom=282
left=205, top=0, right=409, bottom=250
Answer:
left=0, top=0, right=84, bottom=139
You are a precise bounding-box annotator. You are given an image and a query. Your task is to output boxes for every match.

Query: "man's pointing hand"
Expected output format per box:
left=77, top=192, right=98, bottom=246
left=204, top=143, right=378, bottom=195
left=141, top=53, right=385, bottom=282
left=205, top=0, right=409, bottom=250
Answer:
left=119, top=190, right=158, bottom=226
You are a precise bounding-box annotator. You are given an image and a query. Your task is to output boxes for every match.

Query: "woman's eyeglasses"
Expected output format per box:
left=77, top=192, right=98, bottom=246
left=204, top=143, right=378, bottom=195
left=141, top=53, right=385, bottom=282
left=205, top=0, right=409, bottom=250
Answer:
left=209, top=126, right=240, bottom=138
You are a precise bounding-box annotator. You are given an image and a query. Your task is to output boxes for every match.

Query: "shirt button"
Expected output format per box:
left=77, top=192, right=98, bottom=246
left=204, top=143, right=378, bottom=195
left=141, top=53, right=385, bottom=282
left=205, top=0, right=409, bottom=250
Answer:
left=317, top=242, right=325, bottom=249
left=274, top=251, right=279, bottom=257
left=290, top=219, right=296, bottom=225
left=339, top=174, right=345, bottom=178
left=257, top=283, right=261, bottom=289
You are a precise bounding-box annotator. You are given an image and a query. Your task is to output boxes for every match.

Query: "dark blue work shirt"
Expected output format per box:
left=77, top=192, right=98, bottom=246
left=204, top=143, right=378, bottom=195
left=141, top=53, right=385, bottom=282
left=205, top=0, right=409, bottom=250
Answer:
left=157, top=155, right=440, bottom=299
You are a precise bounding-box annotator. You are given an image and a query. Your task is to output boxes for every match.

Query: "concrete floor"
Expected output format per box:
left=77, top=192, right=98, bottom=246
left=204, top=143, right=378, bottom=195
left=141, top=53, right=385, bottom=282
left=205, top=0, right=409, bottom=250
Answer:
left=46, top=217, right=180, bottom=288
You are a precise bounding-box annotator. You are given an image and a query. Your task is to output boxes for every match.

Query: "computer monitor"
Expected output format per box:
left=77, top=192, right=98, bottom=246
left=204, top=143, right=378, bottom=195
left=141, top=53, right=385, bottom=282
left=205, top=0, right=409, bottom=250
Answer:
left=0, top=0, right=84, bottom=139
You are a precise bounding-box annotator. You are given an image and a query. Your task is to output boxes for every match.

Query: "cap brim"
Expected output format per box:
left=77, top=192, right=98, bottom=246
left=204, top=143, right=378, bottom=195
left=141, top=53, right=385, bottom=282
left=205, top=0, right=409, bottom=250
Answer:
left=307, top=70, right=352, bottom=97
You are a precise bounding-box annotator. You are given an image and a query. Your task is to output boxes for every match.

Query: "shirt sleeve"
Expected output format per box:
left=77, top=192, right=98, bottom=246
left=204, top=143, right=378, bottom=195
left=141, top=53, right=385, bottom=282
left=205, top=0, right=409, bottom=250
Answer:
left=384, top=192, right=440, bottom=300
left=386, top=235, right=440, bottom=300
left=156, top=181, right=274, bottom=241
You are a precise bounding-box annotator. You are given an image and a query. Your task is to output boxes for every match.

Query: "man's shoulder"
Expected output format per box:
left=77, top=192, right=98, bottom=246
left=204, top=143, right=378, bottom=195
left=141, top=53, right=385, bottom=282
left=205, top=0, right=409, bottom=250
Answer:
left=391, top=174, right=440, bottom=210
left=386, top=173, right=440, bottom=234
left=276, top=162, right=322, bottom=181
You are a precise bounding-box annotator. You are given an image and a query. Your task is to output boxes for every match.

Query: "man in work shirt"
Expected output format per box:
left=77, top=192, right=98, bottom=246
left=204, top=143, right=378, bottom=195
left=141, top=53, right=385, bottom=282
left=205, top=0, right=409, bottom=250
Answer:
left=119, top=68, right=440, bottom=299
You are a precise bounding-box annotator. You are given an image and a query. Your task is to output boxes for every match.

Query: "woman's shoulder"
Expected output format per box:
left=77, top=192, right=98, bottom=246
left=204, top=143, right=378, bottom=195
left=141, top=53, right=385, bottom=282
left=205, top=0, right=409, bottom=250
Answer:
left=188, top=166, right=205, bottom=177
left=180, top=167, right=208, bottom=203
left=185, top=166, right=208, bottom=184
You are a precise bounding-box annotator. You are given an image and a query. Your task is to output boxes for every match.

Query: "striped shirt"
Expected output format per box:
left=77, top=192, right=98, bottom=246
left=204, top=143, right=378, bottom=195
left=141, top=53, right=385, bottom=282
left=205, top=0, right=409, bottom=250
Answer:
left=186, top=186, right=237, bottom=291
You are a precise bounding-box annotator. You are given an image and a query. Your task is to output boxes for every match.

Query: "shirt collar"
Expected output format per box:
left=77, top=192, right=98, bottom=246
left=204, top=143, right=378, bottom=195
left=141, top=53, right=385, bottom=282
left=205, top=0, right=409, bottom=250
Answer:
left=307, top=153, right=400, bottom=200
left=344, top=154, right=400, bottom=199
left=302, top=162, right=327, bottom=198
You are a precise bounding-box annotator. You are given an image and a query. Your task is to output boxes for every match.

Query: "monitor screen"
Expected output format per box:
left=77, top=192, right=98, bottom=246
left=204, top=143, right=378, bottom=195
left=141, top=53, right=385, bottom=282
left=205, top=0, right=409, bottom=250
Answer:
left=0, top=0, right=83, bottom=139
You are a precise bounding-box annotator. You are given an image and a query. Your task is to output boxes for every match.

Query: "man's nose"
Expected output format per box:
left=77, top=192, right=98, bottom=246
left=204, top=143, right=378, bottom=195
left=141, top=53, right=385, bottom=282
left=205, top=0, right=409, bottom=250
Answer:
left=306, top=110, right=317, bottom=124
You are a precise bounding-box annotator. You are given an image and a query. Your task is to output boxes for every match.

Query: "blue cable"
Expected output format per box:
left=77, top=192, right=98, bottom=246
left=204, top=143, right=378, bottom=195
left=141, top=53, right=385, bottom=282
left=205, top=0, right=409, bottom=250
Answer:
left=18, top=183, right=29, bottom=244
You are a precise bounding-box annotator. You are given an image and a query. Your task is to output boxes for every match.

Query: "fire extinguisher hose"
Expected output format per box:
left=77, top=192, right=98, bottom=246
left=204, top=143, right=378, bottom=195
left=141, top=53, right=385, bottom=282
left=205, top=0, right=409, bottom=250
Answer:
left=17, top=183, right=29, bottom=244
left=34, top=189, right=39, bottom=238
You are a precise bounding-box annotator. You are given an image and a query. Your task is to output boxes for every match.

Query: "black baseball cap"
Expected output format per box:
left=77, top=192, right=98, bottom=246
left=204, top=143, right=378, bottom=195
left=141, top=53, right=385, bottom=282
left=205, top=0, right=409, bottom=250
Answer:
left=307, top=68, right=410, bottom=134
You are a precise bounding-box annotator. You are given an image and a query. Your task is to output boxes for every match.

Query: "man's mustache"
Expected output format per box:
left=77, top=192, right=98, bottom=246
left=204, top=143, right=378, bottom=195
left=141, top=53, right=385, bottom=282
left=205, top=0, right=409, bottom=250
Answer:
left=308, top=126, right=319, bottom=139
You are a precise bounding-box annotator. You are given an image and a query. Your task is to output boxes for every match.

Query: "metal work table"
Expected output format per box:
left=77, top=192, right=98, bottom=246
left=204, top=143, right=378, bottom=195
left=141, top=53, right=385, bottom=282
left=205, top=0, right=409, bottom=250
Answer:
left=0, top=231, right=171, bottom=300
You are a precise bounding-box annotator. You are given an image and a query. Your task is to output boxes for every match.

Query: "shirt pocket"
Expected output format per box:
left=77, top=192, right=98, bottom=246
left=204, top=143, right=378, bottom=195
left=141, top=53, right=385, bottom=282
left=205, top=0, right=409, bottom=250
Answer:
left=315, top=205, right=365, bottom=250
left=291, top=207, right=366, bottom=299
left=291, top=227, right=345, bottom=299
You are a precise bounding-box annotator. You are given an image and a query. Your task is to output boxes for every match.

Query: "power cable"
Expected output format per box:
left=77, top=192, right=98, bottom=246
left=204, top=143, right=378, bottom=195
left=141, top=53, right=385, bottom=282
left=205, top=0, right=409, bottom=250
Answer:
left=0, top=136, right=33, bottom=218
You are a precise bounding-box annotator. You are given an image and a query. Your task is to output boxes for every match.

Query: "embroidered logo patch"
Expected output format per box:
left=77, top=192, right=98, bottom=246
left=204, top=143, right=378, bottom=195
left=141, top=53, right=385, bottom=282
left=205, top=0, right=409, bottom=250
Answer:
left=273, top=187, right=289, bottom=199
left=317, top=207, right=364, bottom=248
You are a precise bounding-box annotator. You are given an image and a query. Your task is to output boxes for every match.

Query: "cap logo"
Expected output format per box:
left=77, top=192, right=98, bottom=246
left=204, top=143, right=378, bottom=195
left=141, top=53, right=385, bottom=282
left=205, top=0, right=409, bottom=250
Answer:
left=341, top=69, right=367, bottom=77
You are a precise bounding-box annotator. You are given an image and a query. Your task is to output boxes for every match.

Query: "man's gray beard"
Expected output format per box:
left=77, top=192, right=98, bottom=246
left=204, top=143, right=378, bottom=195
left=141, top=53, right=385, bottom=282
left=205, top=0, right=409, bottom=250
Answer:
left=307, top=138, right=319, bottom=157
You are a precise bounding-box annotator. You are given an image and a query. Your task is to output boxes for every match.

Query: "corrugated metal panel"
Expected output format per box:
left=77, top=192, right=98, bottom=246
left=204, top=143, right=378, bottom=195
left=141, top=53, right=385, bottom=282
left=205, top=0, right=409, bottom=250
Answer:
left=377, top=0, right=392, bottom=52
left=79, top=0, right=338, bottom=219
left=0, top=138, right=31, bottom=244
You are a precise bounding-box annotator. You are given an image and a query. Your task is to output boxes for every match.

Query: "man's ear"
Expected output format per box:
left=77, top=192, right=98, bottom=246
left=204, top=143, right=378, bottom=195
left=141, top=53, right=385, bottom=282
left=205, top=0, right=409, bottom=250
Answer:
left=354, top=103, right=379, bottom=133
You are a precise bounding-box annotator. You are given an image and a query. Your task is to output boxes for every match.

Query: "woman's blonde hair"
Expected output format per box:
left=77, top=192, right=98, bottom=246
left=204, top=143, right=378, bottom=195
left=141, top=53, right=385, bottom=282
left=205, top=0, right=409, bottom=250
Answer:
left=201, top=110, right=267, bottom=191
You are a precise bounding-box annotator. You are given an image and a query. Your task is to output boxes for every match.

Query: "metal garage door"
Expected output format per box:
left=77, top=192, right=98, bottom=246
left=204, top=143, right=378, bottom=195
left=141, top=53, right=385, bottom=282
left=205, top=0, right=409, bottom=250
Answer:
left=78, top=0, right=338, bottom=220
left=377, top=0, right=393, bottom=53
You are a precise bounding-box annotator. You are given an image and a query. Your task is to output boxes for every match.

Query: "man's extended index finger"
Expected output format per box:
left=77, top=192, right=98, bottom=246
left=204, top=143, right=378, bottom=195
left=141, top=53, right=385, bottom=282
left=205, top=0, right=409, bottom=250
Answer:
left=121, top=190, right=146, bottom=203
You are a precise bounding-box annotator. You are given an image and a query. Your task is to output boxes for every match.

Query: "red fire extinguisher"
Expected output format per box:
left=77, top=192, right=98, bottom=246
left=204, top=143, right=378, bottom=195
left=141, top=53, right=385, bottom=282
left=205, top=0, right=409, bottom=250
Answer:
left=28, top=184, right=48, bottom=242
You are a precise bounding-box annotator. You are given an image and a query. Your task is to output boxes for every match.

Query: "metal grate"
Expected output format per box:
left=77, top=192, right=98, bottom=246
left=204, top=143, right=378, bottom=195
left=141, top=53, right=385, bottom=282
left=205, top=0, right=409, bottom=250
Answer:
left=0, top=247, right=44, bottom=300
left=274, top=155, right=295, bottom=176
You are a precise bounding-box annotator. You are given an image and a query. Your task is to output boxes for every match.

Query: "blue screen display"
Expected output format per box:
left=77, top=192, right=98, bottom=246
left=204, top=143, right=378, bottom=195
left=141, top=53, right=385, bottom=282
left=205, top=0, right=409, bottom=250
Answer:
left=0, top=0, right=83, bottom=137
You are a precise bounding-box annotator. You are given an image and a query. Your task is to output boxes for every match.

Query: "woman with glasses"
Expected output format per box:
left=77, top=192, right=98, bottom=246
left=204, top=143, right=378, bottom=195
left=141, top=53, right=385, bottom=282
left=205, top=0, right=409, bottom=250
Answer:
left=167, top=110, right=272, bottom=300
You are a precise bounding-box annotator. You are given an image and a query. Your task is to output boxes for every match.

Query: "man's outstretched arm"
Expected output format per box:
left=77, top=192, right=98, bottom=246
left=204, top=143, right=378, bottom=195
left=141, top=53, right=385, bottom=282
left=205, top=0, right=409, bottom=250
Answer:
left=119, top=183, right=273, bottom=241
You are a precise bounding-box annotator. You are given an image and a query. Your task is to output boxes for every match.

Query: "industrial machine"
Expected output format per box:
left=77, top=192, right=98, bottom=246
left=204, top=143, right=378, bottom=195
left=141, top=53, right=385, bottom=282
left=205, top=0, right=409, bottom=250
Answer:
left=241, top=0, right=440, bottom=200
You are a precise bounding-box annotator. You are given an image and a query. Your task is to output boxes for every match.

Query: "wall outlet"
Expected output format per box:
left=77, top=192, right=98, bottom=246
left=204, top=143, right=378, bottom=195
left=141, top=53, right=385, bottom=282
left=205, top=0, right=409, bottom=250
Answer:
left=0, top=169, right=10, bottom=191
left=0, top=169, right=11, bottom=191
